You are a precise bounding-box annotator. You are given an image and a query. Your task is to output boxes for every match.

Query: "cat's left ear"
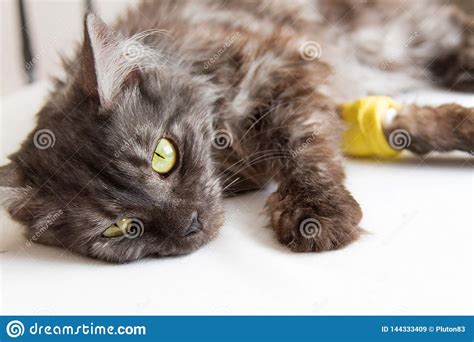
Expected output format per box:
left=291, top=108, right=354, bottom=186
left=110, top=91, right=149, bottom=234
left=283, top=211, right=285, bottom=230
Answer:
left=81, top=14, right=140, bottom=109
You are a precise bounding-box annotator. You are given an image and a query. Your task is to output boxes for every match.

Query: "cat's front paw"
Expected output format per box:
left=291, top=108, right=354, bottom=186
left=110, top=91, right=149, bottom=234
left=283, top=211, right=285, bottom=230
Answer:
left=267, top=187, right=363, bottom=252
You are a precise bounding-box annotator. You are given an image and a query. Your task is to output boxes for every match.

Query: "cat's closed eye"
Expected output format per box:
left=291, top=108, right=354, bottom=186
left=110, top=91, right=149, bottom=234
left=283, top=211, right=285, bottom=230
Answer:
left=102, top=218, right=135, bottom=238
left=102, top=218, right=145, bottom=239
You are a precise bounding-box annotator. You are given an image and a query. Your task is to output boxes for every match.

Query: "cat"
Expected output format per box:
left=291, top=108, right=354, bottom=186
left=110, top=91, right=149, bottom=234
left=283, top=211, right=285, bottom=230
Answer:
left=0, top=0, right=473, bottom=262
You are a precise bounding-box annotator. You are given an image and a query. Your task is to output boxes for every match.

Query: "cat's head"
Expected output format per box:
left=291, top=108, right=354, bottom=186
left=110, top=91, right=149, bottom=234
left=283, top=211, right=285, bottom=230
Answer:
left=0, top=15, right=224, bottom=263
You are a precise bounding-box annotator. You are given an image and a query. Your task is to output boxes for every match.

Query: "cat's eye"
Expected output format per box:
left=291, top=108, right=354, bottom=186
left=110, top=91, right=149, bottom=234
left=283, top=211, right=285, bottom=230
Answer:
left=152, top=137, right=177, bottom=174
left=102, top=218, right=133, bottom=238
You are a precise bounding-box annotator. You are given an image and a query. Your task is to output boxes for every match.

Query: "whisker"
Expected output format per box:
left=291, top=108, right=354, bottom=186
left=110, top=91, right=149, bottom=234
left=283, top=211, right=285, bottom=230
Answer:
left=219, top=153, right=291, bottom=186
left=216, top=100, right=295, bottom=168
left=216, top=149, right=292, bottom=178
left=221, top=177, right=241, bottom=192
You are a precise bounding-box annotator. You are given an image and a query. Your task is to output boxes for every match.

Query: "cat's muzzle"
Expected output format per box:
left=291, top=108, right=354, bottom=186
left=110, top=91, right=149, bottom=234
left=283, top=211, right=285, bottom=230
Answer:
left=180, top=211, right=202, bottom=237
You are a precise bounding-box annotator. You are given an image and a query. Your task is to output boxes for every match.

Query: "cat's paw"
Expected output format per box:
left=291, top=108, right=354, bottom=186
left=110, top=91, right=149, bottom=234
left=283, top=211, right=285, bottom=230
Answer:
left=267, top=187, right=363, bottom=252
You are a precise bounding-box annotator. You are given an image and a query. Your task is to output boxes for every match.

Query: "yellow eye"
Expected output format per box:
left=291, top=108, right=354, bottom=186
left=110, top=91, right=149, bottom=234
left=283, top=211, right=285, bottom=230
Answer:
left=102, top=218, right=132, bottom=238
left=152, top=138, right=177, bottom=174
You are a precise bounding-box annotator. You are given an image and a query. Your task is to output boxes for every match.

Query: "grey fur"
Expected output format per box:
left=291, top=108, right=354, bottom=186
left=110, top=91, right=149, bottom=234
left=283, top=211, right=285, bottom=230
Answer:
left=0, top=0, right=472, bottom=262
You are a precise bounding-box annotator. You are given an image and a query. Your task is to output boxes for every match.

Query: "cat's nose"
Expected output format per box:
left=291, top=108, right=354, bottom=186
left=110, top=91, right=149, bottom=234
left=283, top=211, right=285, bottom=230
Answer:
left=182, top=211, right=202, bottom=237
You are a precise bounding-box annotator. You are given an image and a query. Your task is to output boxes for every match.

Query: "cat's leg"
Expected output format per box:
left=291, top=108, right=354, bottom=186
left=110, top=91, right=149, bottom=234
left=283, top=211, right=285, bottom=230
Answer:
left=216, top=89, right=362, bottom=251
left=259, top=102, right=363, bottom=252
left=212, top=36, right=364, bottom=251
left=267, top=127, right=363, bottom=252
left=384, top=103, right=474, bottom=155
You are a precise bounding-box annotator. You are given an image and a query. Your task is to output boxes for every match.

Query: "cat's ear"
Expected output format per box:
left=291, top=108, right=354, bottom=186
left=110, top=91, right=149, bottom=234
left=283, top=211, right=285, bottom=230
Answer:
left=81, top=14, right=139, bottom=108
left=0, top=163, right=28, bottom=209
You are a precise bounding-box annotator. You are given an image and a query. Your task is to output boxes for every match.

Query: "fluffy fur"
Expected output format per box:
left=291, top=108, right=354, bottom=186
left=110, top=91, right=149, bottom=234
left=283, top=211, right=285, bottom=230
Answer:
left=1, top=0, right=473, bottom=262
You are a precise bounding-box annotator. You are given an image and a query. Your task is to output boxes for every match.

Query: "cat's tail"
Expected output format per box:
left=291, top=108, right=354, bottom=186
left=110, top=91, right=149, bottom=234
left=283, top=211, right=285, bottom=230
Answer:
left=340, top=96, right=474, bottom=157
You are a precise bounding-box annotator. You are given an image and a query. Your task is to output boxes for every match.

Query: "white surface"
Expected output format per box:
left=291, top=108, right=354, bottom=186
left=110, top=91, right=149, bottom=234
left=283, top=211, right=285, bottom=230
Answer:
left=0, top=83, right=473, bottom=315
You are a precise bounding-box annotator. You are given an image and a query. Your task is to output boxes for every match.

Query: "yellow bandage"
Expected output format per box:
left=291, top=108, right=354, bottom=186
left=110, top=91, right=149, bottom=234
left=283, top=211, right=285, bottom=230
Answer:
left=341, top=96, right=401, bottom=158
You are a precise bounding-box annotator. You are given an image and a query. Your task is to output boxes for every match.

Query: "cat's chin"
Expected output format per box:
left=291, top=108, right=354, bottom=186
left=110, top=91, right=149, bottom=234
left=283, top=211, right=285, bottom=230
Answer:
left=82, top=236, right=213, bottom=264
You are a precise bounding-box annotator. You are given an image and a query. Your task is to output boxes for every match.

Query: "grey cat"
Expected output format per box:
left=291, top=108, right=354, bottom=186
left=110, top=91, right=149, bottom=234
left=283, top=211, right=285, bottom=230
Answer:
left=1, top=0, right=473, bottom=262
